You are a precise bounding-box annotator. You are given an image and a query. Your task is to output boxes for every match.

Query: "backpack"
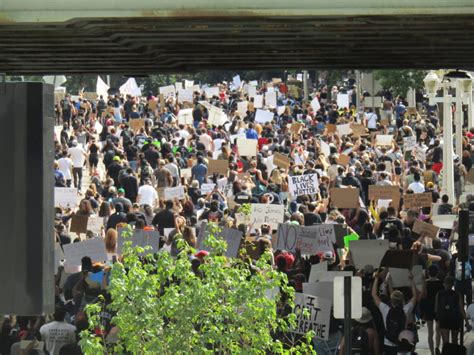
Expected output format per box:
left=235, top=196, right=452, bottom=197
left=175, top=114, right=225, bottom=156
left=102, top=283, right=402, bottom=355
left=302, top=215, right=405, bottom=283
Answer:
left=385, top=306, right=406, bottom=344
left=98, top=99, right=107, bottom=111
left=351, top=326, right=369, bottom=355
left=61, top=99, right=70, bottom=111
left=54, top=171, right=66, bottom=187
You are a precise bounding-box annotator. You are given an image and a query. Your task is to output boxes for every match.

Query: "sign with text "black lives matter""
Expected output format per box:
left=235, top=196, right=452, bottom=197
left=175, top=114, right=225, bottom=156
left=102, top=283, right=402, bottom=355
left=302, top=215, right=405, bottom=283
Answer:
left=288, top=173, right=319, bottom=197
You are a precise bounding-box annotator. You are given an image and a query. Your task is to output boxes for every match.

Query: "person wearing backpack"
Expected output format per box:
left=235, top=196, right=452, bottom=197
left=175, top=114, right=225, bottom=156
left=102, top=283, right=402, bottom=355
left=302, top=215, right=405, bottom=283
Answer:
left=435, top=276, right=468, bottom=349
left=338, top=307, right=380, bottom=355
left=450, top=244, right=473, bottom=306
left=372, top=269, right=418, bottom=354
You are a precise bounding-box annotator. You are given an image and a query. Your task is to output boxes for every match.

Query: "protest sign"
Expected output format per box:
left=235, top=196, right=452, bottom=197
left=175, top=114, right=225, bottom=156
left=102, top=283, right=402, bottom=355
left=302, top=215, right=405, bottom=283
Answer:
left=272, top=78, right=282, bottom=84
left=255, top=109, right=274, bottom=124
left=184, top=79, right=194, bottom=89
left=277, top=106, right=286, bottom=116
left=309, top=261, right=328, bottom=281
left=389, top=265, right=424, bottom=288
left=159, top=85, right=175, bottom=97
left=181, top=168, right=192, bottom=180
left=129, top=119, right=145, bottom=132
left=70, top=214, right=89, bottom=234
left=376, top=135, right=393, bottom=146
left=320, top=139, right=331, bottom=157
left=208, top=159, right=228, bottom=175
left=208, top=106, right=227, bottom=127
left=163, top=186, right=185, bottom=200
left=288, top=174, right=319, bottom=196
left=336, top=93, right=349, bottom=108
left=291, top=122, right=303, bottom=134
left=177, top=88, right=193, bottom=103
left=380, top=250, right=417, bottom=269
left=148, top=100, right=157, bottom=111
left=276, top=223, right=335, bottom=255
left=303, top=281, right=333, bottom=301
left=273, top=152, right=291, bottom=169
left=265, top=91, right=277, bottom=108
left=248, top=85, right=257, bottom=98
left=403, top=136, right=416, bottom=151
left=54, top=187, right=78, bottom=208
left=201, top=183, right=216, bottom=195
left=350, top=240, right=389, bottom=269
left=337, top=154, right=350, bottom=166
left=174, top=82, right=182, bottom=91
left=368, top=185, right=401, bottom=203
left=204, top=86, right=219, bottom=97
left=431, top=215, right=457, bottom=229
left=412, top=219, right=439, bottom=239
left=336, top=124, right=352, bottom=137
left=197, top=223, right=242, bottom=258
left=237, top=101, right=248, bottom=117
left=247, top=204, right=285, bottom=230
left=292, top=293, right=331, bottom=340
left=413, top=145, right=426, bottom=161
left=254, top=94, right=264, bottom=108
left=177, top=108, right=194, bottom=125
left=351, top=124, right=367, bottom=137
left=311, top=97, right=321, bottom=112
left=64, top=238, right=107, bottom=269
left=87, top=216, right=103, bottom=234
left=330, top=188, right=359, bottom=209
left=344, top=233, right=359, bottom=250
left=326, top=124, right=337, bottom=134
left=216, top=178, right=228, bottom=191
left=237, top=138, right=257, bottom=157
left=117, top=229, right=160, bottom=255
left=404, top=192, right=433, bottom=209
left=233, top=75, right=242, bottom=88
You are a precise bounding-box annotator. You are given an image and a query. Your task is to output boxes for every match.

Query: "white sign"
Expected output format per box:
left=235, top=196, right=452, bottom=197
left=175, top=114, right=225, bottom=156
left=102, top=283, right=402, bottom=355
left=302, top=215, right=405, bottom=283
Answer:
left=63, top=238, right=107, bottom=269
left=309, top=271, right=353, bottom=283
left=311, top=97, right=321, bottom=112
left=205, top=86, right=220, bottom=97
left=431, top=215, right=457, bottom=229
left=303, top=281, right=333, bottom=301
left=276, top=223, right=336, bottom=255
left=389, top=265, right=424, bottom=288
left=337, top=93, right=349, bottom=108
left=184, top=80, right=194, bottom=89
left=201, top=183, right=216, bottom=195
left=237, top=138, right=258, bottom=157
left=320, top=140, right=331, bottom=157
left=87, top=216, right=104, bottom=234
left=403, top=136, right=417, bottom=151
left=245, top=204, right=285, bottom=230
left=255, top=109, right=274, bottom=124
left=177, top=88, right=194, bottom=103
left=233, top=75, right=242, bottom=89
left=288, top=173, right=319, bottom=196
left=54, top=187, right=78, bottom=208
left=293, top=293, right=331, bottom=340
left=333, top=276, right=362, bottom=319
left=376, top=134, right=394, bottom=146
left=175, top=82, right=183, bottom=91
left=159, top=85, right=176, bottom=97
left=254, top=94, right=264, bottom=108
left=237, top=101, right=248, bottom=117
left=277, top=106, right=286, bottom=116
left=208, top=106, right=228, bottom=127
left=164, top=186, right=185, bottom=200
left=177, top=108, right=194, bottom=125
left=181, top=168, right=192, bottom=179
left=336, top=123, right=352, bottom=137
left=248, top=85, right=257, bottom=98
left=265, top=91, right=277, bottom=108
left=350, top=239, right=389, bottom=269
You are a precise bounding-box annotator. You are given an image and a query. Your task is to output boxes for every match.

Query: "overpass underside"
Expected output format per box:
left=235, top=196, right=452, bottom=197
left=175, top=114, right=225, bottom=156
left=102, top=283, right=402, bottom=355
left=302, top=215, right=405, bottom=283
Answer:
left=1, top=2, right=474, bottom=74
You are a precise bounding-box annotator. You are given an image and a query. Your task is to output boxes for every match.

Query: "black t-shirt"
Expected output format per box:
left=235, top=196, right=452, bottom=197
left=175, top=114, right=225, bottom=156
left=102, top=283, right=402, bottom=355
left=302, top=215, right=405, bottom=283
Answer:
left=144, top=149, right=160, bottom=169
left=432, top=146, right=442, bottom=163
left=304, top=212, right=322, bottom=226
left=152, top=209, right=176, bottom=235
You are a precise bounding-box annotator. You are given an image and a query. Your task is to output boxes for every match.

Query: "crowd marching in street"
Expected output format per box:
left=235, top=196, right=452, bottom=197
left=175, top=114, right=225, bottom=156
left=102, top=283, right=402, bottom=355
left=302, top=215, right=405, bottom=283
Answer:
left=2, top=75, right=474, bottom=354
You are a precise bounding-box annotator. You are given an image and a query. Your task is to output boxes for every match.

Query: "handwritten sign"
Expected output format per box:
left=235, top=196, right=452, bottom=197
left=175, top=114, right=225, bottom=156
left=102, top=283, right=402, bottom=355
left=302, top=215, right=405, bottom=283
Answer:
left=255, top=109, right=274, bottom=124
left=129, top=119, right=145, bottom=132
left=336, top=124, right=352, bottom=137
left=352, top=124, right=368, bottom=137
left=159, top=85, right=175, bottom=97
left=237, top=138, right=258, bottom=157
left=265, top=91, right=277, bottom=108
left=337, top=154, right=350, bottom=166
left=63, top=238, right=107, bottom=269
left=376, top=135, right=394, bottom=146
left=208, top=160, right=228, bottom=175
left=404, top=192, right=432, bottom=209
left=326, top=124, right=337, bottom=134
left=276, top=223, right=336, bottom=255
left=177, top=88, right=193, bottom=103
left=87, top=216, right=104, bottom=234
left=54, top=187, right=78, bottom=209
left=273, top=152, right=291, bottom=169
left=200, top=183, right=216, bottom=195
left=247, top=204, right=285, bottom=230
left=330, top=188, right=359, bottom=209
left=412, top=219, right=440, bottom=239
left=163, top=186, right=185, bottom=200
left=70, top=214, right=89, bottom=234
left=380, top=250, right=417, bottom=269
left=403, top=136, right=416, bottom=151
left=293, top=293, right=331, bottom=340
left=254, top=94, right=264, bottom=108
left=290, top=122, right=303, bottom=134
left=177, top=108, right=194, bottom=125
left=311, top=97, right=321, bottom=112
left=288, top=174, right=319, bottom=196
left=237, top=101, right=248, bottom=117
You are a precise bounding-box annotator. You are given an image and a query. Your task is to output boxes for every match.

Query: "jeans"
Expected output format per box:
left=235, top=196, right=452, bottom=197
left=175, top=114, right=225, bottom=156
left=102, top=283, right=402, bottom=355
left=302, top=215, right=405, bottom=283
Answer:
left=313, top=331, right=341, bottom=355
left=73, top=167, right=83, bottom=191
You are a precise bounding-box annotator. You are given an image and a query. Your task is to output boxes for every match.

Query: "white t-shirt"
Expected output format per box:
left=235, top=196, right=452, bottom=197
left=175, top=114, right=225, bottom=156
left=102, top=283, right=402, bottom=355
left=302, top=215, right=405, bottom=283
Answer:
left=199, top=134, right=213, bottom=151
left=367, top=112, right=378, bottom=129
left=68, top=146, right=86, bottom=168
left=138, top=184, right=158, bottom=207
left=408, top=181, right=425, bottom=194
left=214, top=138, right=225, bottom=152
left=378, top=302, right=414, bottom=347
left=57, top=157, right=73, bottom=180
left=39, top=321, right=76, bottom=355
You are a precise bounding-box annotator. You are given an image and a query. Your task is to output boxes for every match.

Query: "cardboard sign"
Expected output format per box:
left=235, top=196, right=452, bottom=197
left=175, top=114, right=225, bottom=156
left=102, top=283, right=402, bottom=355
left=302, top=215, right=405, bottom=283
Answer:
left=412, top=219, right=440, bottom=239
left=275, top=223, right=336, bottom=255
left=197, top=223, right=242, bottom=258
left=291, top=122, right=303, bottom=134
left=376, top=135, right=393, bottom=146
left=237, top=138, right=258, bottom=157
left=337, top=154, right=350, bottom=166
left=63, top=238, right=107, bottom=269
left=352, top=124, right=368, bottom=137
left=208, top=159, right=228, bottom=175
left=404, top=192, right=433, bottom=209
left=308, top=261, right=328, bottom=281
left=129, top=118, right=145, bottom=132
left=177, top=108, right=194, bottom=125
left=148, top=100, right=157, bottom=111
left=292, top=293, right=332, bottom=340
left=54, top=187, right=78, bottom=209
left=330, top=188, right=359, bottom=209
left=368, top=185, right=400, bottom=203
left=326, top=124, right=337, bottom=134
left=336, top=123, right=352, bottom=137
left=380, top=250, right=417, bottom=269
left=70, top=214, right=89, bottom=234
left=117, top=228, right=160, bottom=255
left=350, top=240, right=389, bottom=269
left=288, top=174, right=319, bottom=196
left=163, top=186, right=185, bottom=200
left=255, top=109, right=274, bottom=124
left=273, top=152, right=291, bottom=169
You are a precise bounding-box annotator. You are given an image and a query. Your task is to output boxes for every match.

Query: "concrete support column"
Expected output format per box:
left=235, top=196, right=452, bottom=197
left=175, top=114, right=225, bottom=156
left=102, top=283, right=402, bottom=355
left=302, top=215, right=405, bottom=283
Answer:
left=442, top=86, right=455, bottom=203
left=456, top=81, right=464, bottom=156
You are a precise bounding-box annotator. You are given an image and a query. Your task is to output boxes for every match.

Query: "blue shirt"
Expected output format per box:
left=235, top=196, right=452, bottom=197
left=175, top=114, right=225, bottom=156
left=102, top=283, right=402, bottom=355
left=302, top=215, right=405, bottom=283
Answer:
left=191, top=163, right=208, bottom=186
left=246, top=129, right=258, bottom=140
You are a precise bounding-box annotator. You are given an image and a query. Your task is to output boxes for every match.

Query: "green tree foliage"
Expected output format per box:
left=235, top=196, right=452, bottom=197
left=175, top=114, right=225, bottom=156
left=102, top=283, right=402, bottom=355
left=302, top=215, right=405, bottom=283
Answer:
left=79, top=225, right=314, bottom=354
left=374, top=70, right=427, bottom=98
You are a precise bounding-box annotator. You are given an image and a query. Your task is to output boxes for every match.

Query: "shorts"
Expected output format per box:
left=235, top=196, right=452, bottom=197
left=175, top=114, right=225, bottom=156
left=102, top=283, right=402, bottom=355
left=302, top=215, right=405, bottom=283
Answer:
left=439, top=316, right=462, bottom=330
left=89, top=155, right=99, bottom=167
